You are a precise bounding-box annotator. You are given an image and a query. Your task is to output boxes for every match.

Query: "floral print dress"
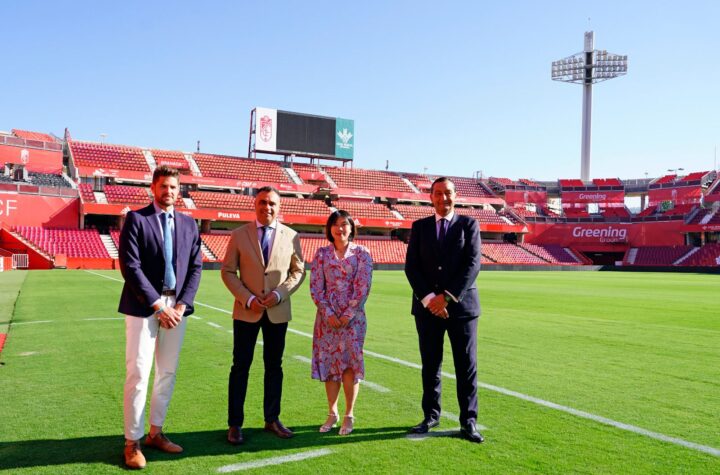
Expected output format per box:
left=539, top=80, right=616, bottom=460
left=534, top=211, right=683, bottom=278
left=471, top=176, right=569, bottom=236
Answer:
left=310, top=243, right=373, bottom=382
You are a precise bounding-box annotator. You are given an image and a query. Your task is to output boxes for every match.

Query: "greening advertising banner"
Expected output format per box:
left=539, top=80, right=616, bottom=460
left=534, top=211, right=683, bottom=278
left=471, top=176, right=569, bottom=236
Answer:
left=335, top=118, right=354, bottom=159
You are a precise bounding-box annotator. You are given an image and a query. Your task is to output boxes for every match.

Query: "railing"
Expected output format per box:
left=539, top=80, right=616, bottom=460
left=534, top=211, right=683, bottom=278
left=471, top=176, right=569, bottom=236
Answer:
left=0, top=135, right=62, bottom=151
left=0, top=182, right=78, bottom=197
left=12, top=254, right=29, bottom=269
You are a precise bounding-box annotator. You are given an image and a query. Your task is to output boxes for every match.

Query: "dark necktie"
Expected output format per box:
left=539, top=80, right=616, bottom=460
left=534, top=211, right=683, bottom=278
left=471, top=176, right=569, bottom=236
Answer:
left=438, top=218, right=447, bottom=244
left=160, top=213, right=176, bottom=289
left=260, top=226, right=270, bottom=265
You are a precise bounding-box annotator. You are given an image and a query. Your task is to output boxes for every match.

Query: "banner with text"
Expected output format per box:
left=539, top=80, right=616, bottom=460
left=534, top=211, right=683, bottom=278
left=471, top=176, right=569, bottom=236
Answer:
left=561, top=190, right=624, bottom=204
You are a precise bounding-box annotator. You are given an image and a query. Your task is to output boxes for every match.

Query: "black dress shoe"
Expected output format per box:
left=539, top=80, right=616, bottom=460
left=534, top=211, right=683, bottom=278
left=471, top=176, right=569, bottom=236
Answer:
left=264, top=420, right=294, bottom=439
left=409, top=418, right=440, bottom=434
left=227, top=426, right=244, bottom=445
left=460, top=422, right=484, bottom=443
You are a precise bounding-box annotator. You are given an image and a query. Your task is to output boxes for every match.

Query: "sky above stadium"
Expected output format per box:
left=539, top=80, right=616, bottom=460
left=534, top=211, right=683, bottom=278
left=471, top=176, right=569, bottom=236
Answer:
left=3, top=0, right=720, bottom=181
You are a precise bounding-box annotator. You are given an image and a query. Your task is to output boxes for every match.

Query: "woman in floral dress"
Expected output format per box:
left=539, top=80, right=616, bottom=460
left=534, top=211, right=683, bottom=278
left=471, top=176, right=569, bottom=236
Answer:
left=310, top=210, right=373, bottom=435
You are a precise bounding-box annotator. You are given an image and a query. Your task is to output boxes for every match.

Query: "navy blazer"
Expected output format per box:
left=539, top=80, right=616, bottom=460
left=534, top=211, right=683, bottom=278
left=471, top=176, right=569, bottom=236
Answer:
left=118, top=203, right=203, bottom=317
left=404, top=213, right=482, bottom=319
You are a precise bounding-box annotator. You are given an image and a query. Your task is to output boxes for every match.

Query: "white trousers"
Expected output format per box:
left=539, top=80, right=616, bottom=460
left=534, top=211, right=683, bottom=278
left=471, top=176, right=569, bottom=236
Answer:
left=123, top=296, right=187, bottom=441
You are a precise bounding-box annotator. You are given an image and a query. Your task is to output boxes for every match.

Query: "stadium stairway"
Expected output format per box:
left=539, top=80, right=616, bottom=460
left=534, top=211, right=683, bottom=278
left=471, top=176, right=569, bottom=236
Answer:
left=185, top=153, right=202, bottom=176
left=201, top=242, right=217, bottom=261
left=100, top=234, right=118, bottom=259
left=674, top=247, right=699, bottom=265
left=93, top=191, right=108, bottom=204
left=625, top=248, right=638, bottom=265
left=142, top=150, right=157, bottom=170
left=284, top=167, right=304, bottom=185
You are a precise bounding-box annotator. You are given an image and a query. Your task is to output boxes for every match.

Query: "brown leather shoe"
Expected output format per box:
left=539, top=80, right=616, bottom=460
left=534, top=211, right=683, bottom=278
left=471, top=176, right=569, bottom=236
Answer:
left=124, top=441, right=146, bottom=469
left=227, top=426, right=244, bottom=445
left=144, top=432, right=183, bottom=453
left=264, top=420, right=294, bottom=439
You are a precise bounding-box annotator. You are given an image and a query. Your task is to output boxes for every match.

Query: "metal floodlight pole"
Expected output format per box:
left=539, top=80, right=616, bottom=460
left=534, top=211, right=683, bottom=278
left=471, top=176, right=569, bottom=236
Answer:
left=552, top=31, right=628, bottom=182
left=580, top=33, right=593, bottom=183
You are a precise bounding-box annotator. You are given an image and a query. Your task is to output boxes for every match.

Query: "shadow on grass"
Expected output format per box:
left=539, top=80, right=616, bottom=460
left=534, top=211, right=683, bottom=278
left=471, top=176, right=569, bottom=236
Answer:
left=0, top=424, right=409, bottom=470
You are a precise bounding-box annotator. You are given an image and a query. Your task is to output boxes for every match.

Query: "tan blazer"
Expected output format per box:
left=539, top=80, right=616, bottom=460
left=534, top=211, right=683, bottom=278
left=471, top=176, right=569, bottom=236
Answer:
left=221, top=221, right=305, bottom=323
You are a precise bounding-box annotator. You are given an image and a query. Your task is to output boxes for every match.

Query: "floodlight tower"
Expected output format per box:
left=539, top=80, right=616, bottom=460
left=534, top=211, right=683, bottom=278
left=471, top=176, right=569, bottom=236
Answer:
left=552, top=31, right=627, bottom=182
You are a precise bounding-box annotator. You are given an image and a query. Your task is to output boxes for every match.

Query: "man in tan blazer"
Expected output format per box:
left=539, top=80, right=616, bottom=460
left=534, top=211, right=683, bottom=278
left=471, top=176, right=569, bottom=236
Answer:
left=221, top=186, right=305, bottom=445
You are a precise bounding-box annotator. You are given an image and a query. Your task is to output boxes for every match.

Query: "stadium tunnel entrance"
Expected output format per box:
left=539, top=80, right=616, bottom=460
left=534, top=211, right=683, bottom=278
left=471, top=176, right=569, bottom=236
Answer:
left=572, top=244, right=628, bottom=265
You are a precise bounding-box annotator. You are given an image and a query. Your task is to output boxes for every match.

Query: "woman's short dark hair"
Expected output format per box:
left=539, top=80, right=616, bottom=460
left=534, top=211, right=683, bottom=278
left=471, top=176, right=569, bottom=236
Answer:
left=325, top=210, right=356, bottom=243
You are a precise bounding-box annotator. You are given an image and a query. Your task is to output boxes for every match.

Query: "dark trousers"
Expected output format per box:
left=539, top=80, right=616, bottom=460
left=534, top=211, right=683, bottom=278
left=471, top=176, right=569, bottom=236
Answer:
left=228, top=313, right=288, bottom=427
left=415, top=314, right=478, bottom=425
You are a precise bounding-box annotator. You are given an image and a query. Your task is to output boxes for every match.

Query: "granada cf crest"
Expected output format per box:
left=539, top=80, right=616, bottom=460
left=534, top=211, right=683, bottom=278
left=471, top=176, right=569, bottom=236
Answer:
left=20, top=149, right=30, bottom=164
left=260, top=115, right=273, bottom=142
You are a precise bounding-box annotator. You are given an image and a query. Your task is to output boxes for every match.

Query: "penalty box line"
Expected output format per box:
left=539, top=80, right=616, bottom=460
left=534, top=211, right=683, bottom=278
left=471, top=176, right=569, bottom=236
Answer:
left=85, top=271, right=720, bottom=458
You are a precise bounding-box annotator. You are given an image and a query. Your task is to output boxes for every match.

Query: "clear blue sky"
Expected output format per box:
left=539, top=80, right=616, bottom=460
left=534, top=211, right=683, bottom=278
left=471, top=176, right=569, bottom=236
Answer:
left=3, top=0, right=719, bottom=181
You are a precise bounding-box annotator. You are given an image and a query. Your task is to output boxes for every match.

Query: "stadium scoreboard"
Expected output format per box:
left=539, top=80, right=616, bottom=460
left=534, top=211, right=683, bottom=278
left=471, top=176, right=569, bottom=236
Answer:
left=249, top=107, right=354, bottom=161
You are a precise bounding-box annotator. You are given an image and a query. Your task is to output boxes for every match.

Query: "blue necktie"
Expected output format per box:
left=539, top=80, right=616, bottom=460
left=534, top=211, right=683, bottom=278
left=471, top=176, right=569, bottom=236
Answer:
left=438, top=218, right=447, bottom=244
left=161, top=213, right=176, bottom=290
left=260, top=226, right=270, bottom=265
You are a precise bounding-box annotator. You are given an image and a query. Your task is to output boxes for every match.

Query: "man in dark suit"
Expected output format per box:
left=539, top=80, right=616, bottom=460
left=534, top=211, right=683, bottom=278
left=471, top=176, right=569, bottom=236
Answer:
left=404, top=177, right=484, bottom=443
left=221, top=187, right=305, bottom=445
left=118, top=165, right=203, bottom=469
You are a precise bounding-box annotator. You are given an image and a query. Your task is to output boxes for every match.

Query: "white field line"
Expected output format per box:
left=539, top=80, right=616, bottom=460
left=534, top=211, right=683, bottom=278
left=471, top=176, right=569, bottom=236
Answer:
left=206, top=322, right=223, bottom=329
left=188, top=315, right=202, bottom=320
left=85, top=271, right=720, bottom=458
left=292, top=355, right=391, bottom=393
left=12, top=320, right=53, bottom=325
left=217, top=448, right=333, bottom=473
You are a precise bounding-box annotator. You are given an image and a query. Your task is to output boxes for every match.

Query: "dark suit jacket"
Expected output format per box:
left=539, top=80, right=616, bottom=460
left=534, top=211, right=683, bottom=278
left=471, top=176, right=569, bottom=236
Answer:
left=118, top=203, right=203, bottom=317
left=404, top=213, right=482, bottom=319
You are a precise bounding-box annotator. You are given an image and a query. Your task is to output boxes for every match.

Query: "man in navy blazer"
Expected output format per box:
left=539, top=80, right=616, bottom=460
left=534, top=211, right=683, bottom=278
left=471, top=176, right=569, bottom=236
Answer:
left=404, top=177, right=484, bottom=443
left=118, top=165, right=203, bottom=469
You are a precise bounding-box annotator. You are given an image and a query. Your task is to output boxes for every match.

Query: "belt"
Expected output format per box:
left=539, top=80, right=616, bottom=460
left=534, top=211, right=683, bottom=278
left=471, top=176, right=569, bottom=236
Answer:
left=161, top=289, right=176, bottom=296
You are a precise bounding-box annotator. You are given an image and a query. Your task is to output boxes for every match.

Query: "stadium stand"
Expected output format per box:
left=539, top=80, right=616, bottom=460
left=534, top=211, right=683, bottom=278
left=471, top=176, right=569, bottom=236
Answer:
left=392, top=204, right=434, bottom=220
left=446, top=176, right=496, bottom=198
left=278, top=197, right=330, bottom=216
left=201, top=233, right=231, bottom=262
left=78, top=183, right=97, bottom=203
left=659, top=203, right=695, bottom=217
left=592, top=178, right=623, bottom=187
left=70, top=141, right=150, bottom=172
left=532, top=244, right=582, bottom=264
left=323, top=166, right=414, bottom=193
left=13, top=226, right=110, bottom=258
left=510, top=206, right=541, bottom=218
left=489, top=177, right=516, bottom=187
left=559, top=179, right=585, bottom=188
left=601, top=207, right=632, bottom=219
left=193, top=153, right=291, bottom=183
left=676, top=171, right=708, bottom=184
left=518, top=243, right=579, bottom=264
left=331, top=200, right=397, bottom=219
left=563, top=208, right=590, bottom=218
left=651, top=174, right=676, bottom=186
left=519, top=178, right=542, bottom=187
left=151, top=149, right=190, bottom=170
left=29, top=172, right=70, bottom=188
left=11, top=129, right=58, bottom=142
left=104, top=185, right=151, bottom=205
left=680, top=243, right=720, bottom=266
left=455, top=207, right=509, bottom=225
left=291, top=163, right=329, bottom=184
left=481, top=243, right=549, bottom=264
left=298, top=236, right=407, bottom=264
left=626, top=246, right=693, bottom=266
left=189, top=191, right=254, bottom=210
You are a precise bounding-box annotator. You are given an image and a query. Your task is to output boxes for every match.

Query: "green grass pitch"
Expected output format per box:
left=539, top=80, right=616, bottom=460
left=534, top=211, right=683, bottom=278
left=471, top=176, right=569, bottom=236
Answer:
left=0, top=269, right=718, bottom=473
